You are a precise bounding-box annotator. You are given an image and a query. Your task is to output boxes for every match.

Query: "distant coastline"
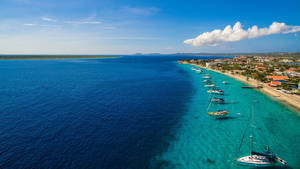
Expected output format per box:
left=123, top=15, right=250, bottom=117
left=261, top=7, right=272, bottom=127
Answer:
left=0, top=55, right=120, bottom=60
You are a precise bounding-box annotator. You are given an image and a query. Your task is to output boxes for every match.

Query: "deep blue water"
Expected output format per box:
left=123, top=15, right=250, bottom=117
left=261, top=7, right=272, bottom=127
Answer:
left=0, top=56, right=200, bottom=168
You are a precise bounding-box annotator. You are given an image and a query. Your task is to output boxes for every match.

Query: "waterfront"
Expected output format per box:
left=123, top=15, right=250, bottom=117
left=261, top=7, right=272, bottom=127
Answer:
left=153, top=63, right=300, bottom=169
left=0, top=56, right=299, bottom=168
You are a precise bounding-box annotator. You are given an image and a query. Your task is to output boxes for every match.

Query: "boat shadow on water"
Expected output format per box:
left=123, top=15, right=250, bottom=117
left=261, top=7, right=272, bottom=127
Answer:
left=223, top=101, right=238, bottom=104
left=250, top=166, right=293, bottom=169
left=214, top=116, right=236, bottom=120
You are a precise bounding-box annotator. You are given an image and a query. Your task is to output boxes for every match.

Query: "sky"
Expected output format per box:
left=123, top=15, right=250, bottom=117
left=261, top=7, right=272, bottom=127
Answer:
left=0, top=0, right=300, bottom=54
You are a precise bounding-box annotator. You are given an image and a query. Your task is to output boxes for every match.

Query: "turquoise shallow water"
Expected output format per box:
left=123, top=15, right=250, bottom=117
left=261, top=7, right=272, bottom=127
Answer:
left=152, top=64, right=300, bottom=169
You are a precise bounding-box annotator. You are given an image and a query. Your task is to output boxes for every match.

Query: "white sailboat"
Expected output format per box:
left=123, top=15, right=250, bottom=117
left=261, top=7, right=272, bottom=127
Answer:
left=207, top=94, right=228, bottom=117
left=205, top=84, right=215, bottom=88
left=191, top=67, right=202, bottom=73
left=207, top=90, right=224, bottom=95
left=202, top=74, right=211, bottom=79
left=236, top=102, right=287, bottom=167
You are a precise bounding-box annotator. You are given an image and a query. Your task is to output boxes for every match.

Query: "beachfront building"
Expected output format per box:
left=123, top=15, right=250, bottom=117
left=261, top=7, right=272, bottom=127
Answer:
left=267, top=81, right=281, bottom=87
left=206, top=61, right=224, bottom=68
left=267, top=76, right=289, bottom=82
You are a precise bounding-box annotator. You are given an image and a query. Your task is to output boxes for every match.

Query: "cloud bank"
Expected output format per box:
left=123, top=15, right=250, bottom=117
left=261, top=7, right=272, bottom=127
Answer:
left=184, top=22, right=300, bottom=46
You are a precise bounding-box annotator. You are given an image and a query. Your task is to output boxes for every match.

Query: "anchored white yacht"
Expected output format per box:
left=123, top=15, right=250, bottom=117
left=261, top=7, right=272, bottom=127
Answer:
left=236, top=102, right=287, bottom=167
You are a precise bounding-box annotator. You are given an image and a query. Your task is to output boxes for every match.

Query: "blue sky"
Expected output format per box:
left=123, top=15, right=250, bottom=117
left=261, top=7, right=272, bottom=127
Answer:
left=0, top=0, right=300, bottom=54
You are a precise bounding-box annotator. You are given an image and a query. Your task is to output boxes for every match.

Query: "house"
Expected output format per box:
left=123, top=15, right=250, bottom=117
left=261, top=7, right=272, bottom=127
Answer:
left=256, top=65, right=266, bottom=71
left=267, top=81, right=281, bottom=87
left=284, top=70, right=296, bottom=77
left=275, top=71, right=284, bottom=75
left=267, top=76, right=289, bottom=82
left=281, top=59, right=293, bottom=63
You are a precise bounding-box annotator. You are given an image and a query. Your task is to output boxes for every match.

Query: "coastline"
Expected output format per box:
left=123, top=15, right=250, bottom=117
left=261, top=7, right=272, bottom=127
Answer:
left=188, top=63, right=300, bottom=114
left=0, top=55, right=120, bottom=60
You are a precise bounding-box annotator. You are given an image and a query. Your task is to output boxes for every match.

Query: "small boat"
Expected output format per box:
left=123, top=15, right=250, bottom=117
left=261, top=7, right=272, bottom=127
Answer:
left=195, top=69, right=202, bottom=74
left=236, top=102, right=287, bottom=167
left=208, top=110, right=228, bottom=116
left=207, top=90, right=224, bottom=95
left=203, top=75, right=211, bottom=79
left=191, top=67, right=202, bottom=73
left=210, top=98, right=224, bottom=103
left=203, top=80, right=212, bottom=83
left=223, top=81, right=229, bottom=84
left=205, top=84, right=215, bottom=88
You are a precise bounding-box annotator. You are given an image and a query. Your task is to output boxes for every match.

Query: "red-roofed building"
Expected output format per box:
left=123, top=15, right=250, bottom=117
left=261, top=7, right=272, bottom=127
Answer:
left=267, top=81, right=281, bottom=87
left=267, top=76, right=289, bottom=82
left=256, top=65, right=266, bottom=71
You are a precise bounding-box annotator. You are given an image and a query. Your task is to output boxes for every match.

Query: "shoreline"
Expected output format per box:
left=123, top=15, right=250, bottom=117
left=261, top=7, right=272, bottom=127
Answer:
left=0, top=55, right=120, bottom=60
left=188, top=63, right=300, bottom=114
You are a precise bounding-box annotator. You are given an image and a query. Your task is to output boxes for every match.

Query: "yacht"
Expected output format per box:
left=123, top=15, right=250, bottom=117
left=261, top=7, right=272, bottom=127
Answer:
left=210, top=98, right=225, bottom=103
left=236, top=102, right=287, bottom=167
left=207, top=90, right=224, bottom=95
left=205, top=84, right=215, bottom=88
left=208, top=110, right=228, bottom=116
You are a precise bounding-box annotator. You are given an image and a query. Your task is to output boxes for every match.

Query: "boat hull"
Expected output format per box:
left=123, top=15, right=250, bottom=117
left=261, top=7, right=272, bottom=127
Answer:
left=236, top=155, right=275, bottom=167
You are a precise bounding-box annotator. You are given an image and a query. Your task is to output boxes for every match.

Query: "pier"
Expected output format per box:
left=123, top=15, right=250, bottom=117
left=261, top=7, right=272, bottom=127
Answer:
left=241, top=86, right=263, bottom=89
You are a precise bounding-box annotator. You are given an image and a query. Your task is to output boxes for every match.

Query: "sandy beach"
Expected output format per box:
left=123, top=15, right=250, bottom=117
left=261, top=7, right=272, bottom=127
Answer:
left=189, top=63, right=300, bottom=114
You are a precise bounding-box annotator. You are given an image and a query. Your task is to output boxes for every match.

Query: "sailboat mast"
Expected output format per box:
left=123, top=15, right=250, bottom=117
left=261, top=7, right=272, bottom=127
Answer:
left=250, top=103, right=254, bottom=154
left=206, top=95, right=213, bottom=113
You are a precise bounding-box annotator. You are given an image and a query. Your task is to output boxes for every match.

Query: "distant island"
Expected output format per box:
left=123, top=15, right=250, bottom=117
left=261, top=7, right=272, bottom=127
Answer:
left=0, top=55, right=119, bottom=60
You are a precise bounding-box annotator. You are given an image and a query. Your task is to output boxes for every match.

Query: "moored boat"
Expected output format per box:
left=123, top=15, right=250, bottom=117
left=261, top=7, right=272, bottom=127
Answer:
left=207, top=90, right=224, bottom=95
left=203, top=80, right=212, bottom=83
left=236, top=102, right=287, bottom=167
left=210, top=98, right=225, bottom=103
left=205, top=84, right=215, bottom=88
left=191, top=67, right=202, bottom=73
left=208, top=110, right=228, bottom=116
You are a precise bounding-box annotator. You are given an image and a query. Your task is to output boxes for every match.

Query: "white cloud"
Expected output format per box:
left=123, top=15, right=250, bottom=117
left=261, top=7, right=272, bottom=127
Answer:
left=41, top=17, right=56, bottom=22
left=121, top=6, right=160, bottom=16
left=23, top=23, right=37, bottom=26
left=184, top=22, right=300, bottom=46
left=65, top=21, right=102, bottom=25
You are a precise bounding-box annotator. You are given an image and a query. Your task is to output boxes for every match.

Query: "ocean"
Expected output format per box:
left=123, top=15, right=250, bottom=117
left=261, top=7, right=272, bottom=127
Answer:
left=0, top=55, right=299, bottom=169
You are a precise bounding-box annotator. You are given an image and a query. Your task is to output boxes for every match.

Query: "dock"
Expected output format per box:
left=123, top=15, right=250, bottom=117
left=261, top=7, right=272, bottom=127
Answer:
left=242, top=86, right=263, bottom=89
